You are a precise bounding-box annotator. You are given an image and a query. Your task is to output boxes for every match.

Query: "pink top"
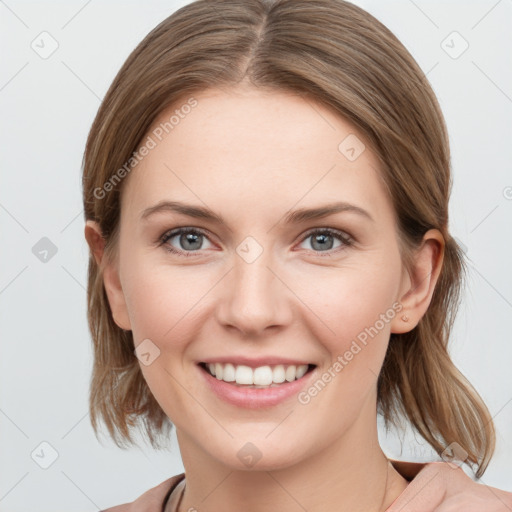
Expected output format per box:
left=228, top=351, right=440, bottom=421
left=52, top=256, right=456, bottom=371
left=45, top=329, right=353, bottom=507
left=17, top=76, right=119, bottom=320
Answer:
left=99, top=459, right=464, bottom=511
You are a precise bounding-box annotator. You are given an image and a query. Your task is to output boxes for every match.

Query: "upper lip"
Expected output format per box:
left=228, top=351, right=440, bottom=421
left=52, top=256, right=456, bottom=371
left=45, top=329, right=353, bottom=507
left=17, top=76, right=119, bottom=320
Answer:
left=199, top=357, right=315, bottom=368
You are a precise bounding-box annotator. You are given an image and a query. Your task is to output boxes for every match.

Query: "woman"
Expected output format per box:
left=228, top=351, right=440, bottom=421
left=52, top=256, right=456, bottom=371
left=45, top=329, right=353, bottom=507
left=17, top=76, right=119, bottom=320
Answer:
left=82, top=0, right=512, bottom=510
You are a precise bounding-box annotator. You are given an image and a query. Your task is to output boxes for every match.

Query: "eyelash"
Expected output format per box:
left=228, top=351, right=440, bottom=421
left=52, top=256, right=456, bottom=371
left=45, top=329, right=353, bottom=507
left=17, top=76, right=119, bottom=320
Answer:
left=158, top=227, right=354, bottom=258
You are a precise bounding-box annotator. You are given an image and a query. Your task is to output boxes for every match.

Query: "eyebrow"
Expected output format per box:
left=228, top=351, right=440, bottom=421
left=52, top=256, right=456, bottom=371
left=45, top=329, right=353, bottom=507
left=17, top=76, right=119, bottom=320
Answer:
left=140, top=200, right=374, bottom=224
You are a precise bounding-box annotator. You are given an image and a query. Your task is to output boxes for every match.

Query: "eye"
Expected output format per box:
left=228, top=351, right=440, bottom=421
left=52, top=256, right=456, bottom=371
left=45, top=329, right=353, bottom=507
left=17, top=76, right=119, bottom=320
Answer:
left=159, top=227, right=213, bottom=257
left=158, top=226, right=353, bottom=258
left=297, top=228, right=353, bottom=255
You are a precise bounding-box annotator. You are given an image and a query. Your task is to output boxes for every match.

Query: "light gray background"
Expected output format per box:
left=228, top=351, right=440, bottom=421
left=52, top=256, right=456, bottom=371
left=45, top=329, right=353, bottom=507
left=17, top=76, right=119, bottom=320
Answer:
left=1, top=0, right=511, bottom=510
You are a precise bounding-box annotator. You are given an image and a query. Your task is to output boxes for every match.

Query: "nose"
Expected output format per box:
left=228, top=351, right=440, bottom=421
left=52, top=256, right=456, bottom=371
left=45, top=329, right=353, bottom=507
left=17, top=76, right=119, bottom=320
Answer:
left=215, top=246, right=293, bottom=337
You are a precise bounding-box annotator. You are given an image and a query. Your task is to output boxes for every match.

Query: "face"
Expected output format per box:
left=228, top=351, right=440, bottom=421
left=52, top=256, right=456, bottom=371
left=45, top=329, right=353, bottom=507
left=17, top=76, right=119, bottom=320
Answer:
left=103, top=86, right=413, bottom=470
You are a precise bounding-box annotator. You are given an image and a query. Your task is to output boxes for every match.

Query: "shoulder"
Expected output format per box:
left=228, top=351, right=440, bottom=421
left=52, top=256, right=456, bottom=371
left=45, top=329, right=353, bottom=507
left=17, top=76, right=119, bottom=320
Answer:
left=101, top=473, right=185, bottom=512
left=387, top=460, right=512, bottom=511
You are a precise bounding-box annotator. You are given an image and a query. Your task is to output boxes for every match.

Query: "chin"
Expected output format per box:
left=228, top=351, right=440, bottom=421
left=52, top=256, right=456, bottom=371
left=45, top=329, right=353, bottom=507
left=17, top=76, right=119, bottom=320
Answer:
left=211, top=441, right=307, bottom=472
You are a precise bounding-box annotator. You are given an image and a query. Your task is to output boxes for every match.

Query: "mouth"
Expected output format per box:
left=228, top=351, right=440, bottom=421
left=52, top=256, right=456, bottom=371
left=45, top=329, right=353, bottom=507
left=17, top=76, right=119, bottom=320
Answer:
left=198, top=362, right=317, bottom=389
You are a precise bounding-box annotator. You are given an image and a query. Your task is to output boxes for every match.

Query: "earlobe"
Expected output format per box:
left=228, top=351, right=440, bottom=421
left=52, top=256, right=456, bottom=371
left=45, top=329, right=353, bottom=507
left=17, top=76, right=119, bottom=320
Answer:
left=84, top=220, right=132, bottom=331
left=102, top=264, right=132, bottom=332
left=391, top=229, right=445, bottom=334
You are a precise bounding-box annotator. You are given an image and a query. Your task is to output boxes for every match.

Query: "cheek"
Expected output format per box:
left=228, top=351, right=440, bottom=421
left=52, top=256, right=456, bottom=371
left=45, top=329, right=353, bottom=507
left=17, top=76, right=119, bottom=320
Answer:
left=121, top=259, right=208, bottom=419
left=292, top=261, right=401, bottom=427
left=121, top=255, right=213, bottom=346
left=296, top=257, right=400, bottom=357
left=122, top=241, right=401, bottom=357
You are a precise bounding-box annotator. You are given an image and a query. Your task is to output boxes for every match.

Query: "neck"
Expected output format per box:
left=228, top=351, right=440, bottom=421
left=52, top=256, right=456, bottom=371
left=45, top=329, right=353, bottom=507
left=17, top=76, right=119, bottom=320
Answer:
left=173, top=399, right=409, bottom=512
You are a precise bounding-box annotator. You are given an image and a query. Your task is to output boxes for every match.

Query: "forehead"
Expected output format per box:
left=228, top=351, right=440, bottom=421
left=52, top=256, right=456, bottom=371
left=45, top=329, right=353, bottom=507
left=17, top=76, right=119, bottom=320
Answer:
left=120, top=86, right=392, bottom=225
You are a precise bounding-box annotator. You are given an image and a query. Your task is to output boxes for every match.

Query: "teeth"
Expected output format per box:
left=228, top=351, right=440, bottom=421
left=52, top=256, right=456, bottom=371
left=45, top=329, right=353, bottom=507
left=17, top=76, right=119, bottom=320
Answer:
left=236, top=365, right=255, bottom=385
left=296, top=365, right=308, bottom=379
left=222, top=363, right=235, bottom=382
left=204, top=363, right=311, bottom=386
left=253, top=366, right=273, bottom=385
left=285, top=365, right=296, bottom=382
left=273, top=365, right=286, bottom=383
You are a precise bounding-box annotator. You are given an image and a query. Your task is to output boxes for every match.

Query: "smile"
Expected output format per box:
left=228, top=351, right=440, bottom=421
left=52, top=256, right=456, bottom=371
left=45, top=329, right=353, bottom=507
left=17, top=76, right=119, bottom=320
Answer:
left=197, top=362, right=318, bottom=408
left=199, top=362, right=315, bottom=387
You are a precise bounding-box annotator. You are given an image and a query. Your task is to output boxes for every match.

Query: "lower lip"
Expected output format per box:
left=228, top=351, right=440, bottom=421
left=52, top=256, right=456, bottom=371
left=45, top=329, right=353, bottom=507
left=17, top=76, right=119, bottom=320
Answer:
left=198, top=364, right=317, bottom=409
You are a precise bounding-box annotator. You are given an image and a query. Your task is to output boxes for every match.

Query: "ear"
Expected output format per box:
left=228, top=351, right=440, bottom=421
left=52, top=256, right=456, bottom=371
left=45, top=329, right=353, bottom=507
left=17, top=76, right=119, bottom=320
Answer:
left=84, top=220, right=132, bottom=331
left=391, top=229, right=445, bottom=334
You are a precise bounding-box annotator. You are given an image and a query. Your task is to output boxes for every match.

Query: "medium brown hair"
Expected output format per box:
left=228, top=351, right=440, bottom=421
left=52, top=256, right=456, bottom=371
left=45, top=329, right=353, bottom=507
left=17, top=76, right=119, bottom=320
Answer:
left=82, top=0, right=495, bottom=477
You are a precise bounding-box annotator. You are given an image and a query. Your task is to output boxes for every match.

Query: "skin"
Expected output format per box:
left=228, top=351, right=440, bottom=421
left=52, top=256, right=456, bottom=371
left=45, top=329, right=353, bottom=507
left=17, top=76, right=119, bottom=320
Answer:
left=386, top=462, right=512, bottom=511
left=85, top=85, right=449, bottom=511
